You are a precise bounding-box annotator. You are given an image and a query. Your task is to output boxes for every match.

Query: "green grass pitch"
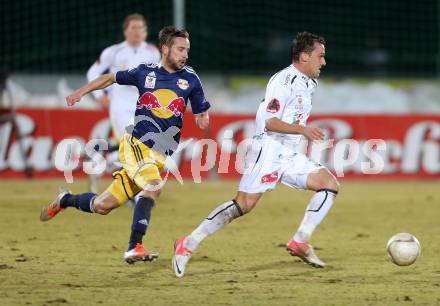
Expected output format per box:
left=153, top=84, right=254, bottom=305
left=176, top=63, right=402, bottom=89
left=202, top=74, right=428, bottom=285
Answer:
left=0, top=179, right=439, bottom=305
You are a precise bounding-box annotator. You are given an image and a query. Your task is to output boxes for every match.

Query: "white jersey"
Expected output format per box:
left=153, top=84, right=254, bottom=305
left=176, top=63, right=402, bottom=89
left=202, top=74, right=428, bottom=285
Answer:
left=239, top=65, right=323, bottom=194
left=255, top=64, right=317, bottom=152
left=87, top=41, right=160, bottom=139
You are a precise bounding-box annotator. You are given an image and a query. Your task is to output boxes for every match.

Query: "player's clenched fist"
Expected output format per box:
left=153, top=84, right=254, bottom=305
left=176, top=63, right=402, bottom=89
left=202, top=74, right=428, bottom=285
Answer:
left=303, top=126, right=324, bottom=141
left=66, top=92, right=82, bottom=106
left=195, top=112, right=210, bottom=130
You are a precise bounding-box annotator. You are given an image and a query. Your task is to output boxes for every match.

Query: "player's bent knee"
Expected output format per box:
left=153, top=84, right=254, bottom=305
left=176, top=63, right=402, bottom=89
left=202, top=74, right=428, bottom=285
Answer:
left=92, top=201, right=112, bottom=215
left=93, top=201, right=113, bottom=215
left=92, top=193, right=119, bottom=215
left=234, top=191, right=262, bottom=214
left=141, top=180, right=162, bottom=200
left=241, top=203, right=254, bottom=214
left=327, top=170, right=340, bottom=192
left=142, top=189, right=161, bottom=200
left=308, top=169, right=340, bottom=193
left=321, top=178, right=339, bottom=193
left=96, top=207, right=112, bottom=215
left=330, top=178, right=340, bottom=193
left=236, top=198, right=257, bottom=214
left=322, top=176, right=339, bottom=193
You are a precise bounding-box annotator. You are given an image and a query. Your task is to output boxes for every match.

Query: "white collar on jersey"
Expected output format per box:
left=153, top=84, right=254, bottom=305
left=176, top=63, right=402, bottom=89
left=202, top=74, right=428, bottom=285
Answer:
left=290, top=64, right=310, bottom=82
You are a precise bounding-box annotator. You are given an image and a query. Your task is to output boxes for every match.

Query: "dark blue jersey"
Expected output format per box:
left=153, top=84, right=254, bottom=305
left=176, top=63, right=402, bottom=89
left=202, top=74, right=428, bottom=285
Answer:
left=116, top=63, right=210, bottom=155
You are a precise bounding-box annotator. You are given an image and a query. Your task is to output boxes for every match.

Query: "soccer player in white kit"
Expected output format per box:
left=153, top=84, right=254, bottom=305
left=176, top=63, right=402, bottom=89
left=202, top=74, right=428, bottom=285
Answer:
left=172, top=32, right=340, bottom=277
left=87, top=13, right=160, bottom=140
left=87, top=13, right=160, bottom=192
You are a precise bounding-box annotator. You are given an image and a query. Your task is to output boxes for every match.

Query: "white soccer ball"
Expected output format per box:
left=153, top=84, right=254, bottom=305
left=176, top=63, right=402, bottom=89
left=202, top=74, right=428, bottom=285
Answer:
left=386, top=233, right=421, bottom=266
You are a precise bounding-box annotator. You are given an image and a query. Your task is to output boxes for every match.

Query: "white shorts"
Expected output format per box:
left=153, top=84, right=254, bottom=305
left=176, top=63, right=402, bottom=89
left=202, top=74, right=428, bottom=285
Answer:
left=238, top=137, right=324, bottom=193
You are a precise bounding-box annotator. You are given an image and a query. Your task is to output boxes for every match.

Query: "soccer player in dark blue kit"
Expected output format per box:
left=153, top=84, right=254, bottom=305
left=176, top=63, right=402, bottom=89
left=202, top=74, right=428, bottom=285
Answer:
left=40, top=26, right=211, bottom=264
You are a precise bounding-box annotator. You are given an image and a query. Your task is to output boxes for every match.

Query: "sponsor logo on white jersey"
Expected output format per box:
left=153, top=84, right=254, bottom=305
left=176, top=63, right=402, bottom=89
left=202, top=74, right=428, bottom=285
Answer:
left=295, top=95, right=304, bottom=111
left=284, top=73, right=291, bottom=86
left=261, top=171, right=279, bottom=183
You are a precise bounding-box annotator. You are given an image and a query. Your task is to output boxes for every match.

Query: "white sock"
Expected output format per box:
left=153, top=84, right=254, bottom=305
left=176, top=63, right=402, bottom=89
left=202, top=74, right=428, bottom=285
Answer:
left=184, top=200, right=243, bottom=252
left=293, top=189, right=337, bottom=243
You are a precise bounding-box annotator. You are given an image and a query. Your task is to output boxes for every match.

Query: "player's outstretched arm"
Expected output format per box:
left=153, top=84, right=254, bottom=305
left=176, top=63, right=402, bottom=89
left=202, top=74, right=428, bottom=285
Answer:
left=265, top=117, right=324, bottom=141
left=66, top=73, right=116, bottom=106
left=195, top=111, right=210, bottom=130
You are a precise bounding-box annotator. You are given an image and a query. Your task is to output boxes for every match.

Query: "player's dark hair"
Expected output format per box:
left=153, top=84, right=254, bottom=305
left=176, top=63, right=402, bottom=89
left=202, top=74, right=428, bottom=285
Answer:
left=158, top=26, right=189, bottom=53
left=291, top=32, right=325, bottom=62
left=122, top=13, right=147, bottom=31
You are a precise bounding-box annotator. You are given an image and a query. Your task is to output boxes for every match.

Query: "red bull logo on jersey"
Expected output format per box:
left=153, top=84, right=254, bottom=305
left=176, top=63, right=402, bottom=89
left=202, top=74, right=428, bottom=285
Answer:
left=137, top=89, right=185, bottom=119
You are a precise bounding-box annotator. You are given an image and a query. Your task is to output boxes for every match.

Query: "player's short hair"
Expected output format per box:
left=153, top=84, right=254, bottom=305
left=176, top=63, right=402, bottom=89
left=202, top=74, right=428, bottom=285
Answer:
left=122, top=13, right=147, bottom=31
left=158, top=26, right=189, bottom=53
left=291, top=32, right=325, bottom=62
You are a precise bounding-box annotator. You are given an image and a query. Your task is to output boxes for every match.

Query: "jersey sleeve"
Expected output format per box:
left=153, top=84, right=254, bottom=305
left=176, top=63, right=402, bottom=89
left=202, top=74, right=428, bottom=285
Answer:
left=115, top=64, right=142, bottom=87
left=262, top=74, right=292, bottom=121
left=87, top=46, right=113, bottom=99
left=189, top=75, right=211, bottom=114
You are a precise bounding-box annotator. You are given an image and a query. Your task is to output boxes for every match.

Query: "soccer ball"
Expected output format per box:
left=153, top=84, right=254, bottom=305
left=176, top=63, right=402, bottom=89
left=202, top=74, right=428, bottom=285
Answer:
left=386, top=233, right=420, bottom=266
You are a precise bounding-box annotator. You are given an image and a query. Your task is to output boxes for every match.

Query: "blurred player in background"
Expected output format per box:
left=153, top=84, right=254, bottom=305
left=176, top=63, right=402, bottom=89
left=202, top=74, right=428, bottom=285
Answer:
left=172, top=32, right=339, bottom=277
left=87, top=13, right=161, bottom=193
left=40, top=26, right=210, bottom=264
